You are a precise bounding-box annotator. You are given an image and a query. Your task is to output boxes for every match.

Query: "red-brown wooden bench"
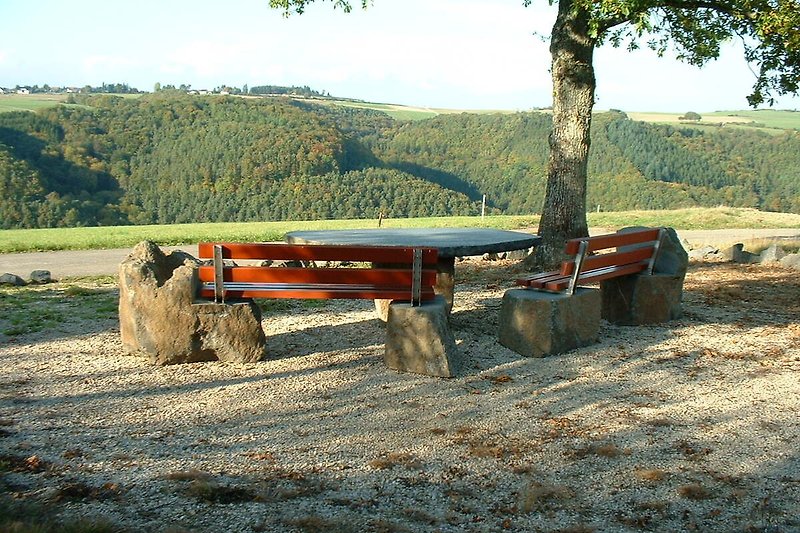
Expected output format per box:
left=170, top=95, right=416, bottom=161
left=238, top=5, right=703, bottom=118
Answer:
left=195, top=242, right=460, bottom=377
left=515, top=227, right=666, bottom=295
left=196, top=242, right=438, bottom=305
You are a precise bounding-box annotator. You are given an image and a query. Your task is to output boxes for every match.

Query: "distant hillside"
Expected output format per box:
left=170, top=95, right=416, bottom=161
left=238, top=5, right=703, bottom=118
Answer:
left=1, top=92, right=799, bottom=229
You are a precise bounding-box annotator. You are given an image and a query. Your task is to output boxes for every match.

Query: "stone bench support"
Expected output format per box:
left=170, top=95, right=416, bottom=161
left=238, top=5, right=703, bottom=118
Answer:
left=384, top=296, right=460, bottom=377
left=119, top=241, right=267, bottom=365
left=601, top=273, right=683, bottom=325
left=498, top=288, right=601, bottom=358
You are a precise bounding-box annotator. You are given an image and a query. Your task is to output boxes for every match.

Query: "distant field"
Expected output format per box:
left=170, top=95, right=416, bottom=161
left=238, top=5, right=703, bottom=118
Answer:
left=320, top=98, right=519, bottom=121
left=2, top=208, right=799, bottom=253
left=0, top=93, right=68, bottom=113
left=0, top=93, right=143, bottom=113
left=629, top=109, right=800, bottom=132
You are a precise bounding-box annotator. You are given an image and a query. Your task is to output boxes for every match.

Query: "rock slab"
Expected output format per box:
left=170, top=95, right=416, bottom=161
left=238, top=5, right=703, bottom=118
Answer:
left=0, top=273, right=26, bottom=286
left=119, top=241, right=266, bottom=365
left=29, top=270, right=52, bottom=284
left=601, top=274, right=684, bottom=325
left=498, top=288, right=601, bottom=358
left=384, top=296, right=459, bottom=377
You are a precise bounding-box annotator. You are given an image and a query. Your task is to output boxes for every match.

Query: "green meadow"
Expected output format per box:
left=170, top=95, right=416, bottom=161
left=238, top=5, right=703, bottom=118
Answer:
left=0, top=93, right=69, bottom=113
left=1, top=208, right=799, bottom=254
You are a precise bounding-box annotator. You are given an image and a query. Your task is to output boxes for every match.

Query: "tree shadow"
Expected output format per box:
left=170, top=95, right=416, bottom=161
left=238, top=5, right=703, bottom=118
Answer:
left=388, top=161, right=482, bottom=201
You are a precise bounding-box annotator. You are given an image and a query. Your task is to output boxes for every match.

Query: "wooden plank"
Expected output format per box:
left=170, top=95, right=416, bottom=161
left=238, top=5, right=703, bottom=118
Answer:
left=564, top=229, right=661, bottom=255
left=198, top=242, right=438, bottom=265
left=527, top=274, right=570, bottom=290
left=198, top=283, right=436, bottom=301
left=560, top=246, right=655, bottom=276
left=198, top=266, right=437, bottom=286
left=516, top=270, right=563, bottom=287
left=542, top=262, right=649, bottom=291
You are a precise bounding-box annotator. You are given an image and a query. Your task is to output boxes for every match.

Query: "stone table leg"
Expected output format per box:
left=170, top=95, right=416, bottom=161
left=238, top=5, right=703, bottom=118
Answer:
left=374, top=256, right=456, bottom=321
left=434, top=256, right=455, bottom=314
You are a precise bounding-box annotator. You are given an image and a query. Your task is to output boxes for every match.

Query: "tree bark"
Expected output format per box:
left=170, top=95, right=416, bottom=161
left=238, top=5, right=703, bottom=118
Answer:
left=525, top=0, right=597, bottom=270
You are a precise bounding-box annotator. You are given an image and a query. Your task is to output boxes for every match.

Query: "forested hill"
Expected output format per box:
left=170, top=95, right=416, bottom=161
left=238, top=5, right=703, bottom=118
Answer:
left=1, top=92, right=799, bottom=229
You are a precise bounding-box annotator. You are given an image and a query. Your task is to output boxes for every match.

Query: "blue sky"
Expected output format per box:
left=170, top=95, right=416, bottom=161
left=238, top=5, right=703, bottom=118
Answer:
left=1, top=0, right=798, bottom=113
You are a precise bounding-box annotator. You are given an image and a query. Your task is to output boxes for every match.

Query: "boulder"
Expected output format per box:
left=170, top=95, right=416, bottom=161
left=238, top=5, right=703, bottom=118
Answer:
left=119, top=241, right=266, bottom=365
left=725, top=243, right=759, bottom=264
left=759, top=243, right=786, bottom=263
left=498, top=288, right=600, bottom=358
left=384, top=296, right=460, bottom=377
left=0, top=273, right=26, bottom=286
left=601, top=274, right=684, bottom=325
left=29, top=270, right=52, bottom=284
left=687, top=245, right=718, bottom=262
left=780, top=254, right=800, bottom=270
left=615, top=227, right=688, bottom=278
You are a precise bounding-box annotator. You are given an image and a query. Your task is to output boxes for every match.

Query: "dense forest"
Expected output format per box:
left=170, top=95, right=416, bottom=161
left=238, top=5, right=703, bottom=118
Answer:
left=1, top=92, right=799, bottom=229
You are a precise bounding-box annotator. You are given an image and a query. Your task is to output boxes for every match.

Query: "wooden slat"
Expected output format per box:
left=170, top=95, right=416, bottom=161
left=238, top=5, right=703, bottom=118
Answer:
left=198, top=242, right=438, bottom=265
left=564, top=228, right=661, bottom=255
left=198, top=284, right=436, bottom=301
left=560, top=246, right=655, bottom=276
left=542, top=262, right=649, bottom=292
left=528, top=274, right=570, bottom=290
left=198, top=266, right=437, bottom=286
left=516, top=270, right=563, bottom=287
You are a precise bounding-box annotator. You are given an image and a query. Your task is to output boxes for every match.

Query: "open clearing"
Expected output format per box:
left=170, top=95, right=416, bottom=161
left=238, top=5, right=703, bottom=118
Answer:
left=0, top=258, right=797, bottom=532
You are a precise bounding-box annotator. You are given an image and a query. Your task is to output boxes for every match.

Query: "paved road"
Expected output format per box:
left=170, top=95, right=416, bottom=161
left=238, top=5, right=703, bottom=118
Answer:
left=0, top=246, right=191, bottom=279
left=1, top=229, right=799, bottom=279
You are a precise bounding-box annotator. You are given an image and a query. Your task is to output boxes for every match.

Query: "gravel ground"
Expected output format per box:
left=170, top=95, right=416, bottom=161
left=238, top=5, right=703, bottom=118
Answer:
left=0, top=258, right=798, bottom=532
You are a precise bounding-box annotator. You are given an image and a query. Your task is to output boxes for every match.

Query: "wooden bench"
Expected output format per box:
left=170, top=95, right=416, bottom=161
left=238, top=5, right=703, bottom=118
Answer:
left=515, top=227, right=666, bottom=295
left=195, top=242, right=460, bottom=377
left=499, top=227, right=681, bottom=358
left=196, top=242, right=438, bottom=305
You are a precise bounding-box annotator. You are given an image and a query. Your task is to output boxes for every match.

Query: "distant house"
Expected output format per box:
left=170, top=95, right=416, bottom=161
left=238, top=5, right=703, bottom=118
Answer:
left=0, top=88, right=6, bottom=94
left=17, top=87, right=30, bottom=95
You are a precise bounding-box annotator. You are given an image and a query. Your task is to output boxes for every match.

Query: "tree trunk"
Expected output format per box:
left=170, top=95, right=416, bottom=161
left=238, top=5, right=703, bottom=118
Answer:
left=525, top=1, right=597, bottom=270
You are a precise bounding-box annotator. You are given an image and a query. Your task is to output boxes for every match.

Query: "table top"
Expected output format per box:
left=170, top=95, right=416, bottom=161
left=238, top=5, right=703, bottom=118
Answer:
left=285, top=228, right=541, bottom=258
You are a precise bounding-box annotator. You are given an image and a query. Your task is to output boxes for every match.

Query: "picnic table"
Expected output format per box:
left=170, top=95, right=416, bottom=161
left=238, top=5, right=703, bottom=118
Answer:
left=285, top=228, right=541, bottom=312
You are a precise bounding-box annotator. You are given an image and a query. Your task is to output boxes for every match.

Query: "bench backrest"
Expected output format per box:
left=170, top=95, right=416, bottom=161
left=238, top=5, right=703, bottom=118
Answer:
left=518, top=228, right=665, bottom=294
left=196, top=243, right=438, bottom=305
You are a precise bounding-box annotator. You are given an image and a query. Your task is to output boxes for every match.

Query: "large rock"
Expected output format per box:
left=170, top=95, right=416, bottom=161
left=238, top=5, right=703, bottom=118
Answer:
left=0, top=273, right=26, bottom=286
left=617, top=226, right=688, bottom=278
left=384, top=296, right=460, bottom=377
left=759, top=243, right=786, bottom=263
left=780, top=254, right=800, bottom=270
left=724, top=243, right=759, bottom=264
left=119, top=241, right=266, bottom=365
left=29, top=270, right=52, bottom=284
left=601, top=274, right=684, bottom=325
left=498, top=288, right=601, bottom=358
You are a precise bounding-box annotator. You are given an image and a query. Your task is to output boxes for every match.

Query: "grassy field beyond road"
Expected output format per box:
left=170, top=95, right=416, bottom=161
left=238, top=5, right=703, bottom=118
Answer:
left=1, top=208, right=799, bottom=254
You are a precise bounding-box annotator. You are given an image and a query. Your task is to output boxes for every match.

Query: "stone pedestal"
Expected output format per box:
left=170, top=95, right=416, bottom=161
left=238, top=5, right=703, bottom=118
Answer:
left=384, top=296, right=459, bottom=377
left=498, top=288, right=600, bottom=358
left=119, top=241, right=266, bottom=365
left=601, top=273, right=683, bottom=325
